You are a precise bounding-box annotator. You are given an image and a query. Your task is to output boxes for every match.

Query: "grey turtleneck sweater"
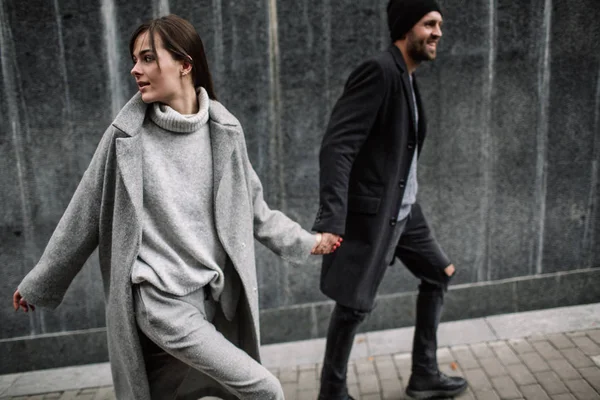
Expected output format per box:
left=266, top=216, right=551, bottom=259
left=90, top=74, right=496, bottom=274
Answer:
left=131, top=88, right=228, bottom=301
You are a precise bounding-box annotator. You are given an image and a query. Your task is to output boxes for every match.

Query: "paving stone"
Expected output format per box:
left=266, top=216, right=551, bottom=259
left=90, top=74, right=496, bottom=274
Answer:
left=563, top=379, right=600, bottom=400
left=566, top=332, right=588, bottom=338
left=72, top=395, right=93, bottom=400
left=437, top=347, right=454, bottom=364
left=521, top=352, right=551, bottom=372
left=551, top=394, right=576, bottom=400
left=396, top=366, right=411, bottom=387
left=480, top=357, right=508, bottom=378
left=298, top=369, right=318, bottom=389
left=392, top=353, right=412, bottom=371
left=509, top=339, right=536, bottom=355
left=457, top=388, right=476, bottom=399
left=452, top=345, right=481, bottom=370
left=489, top=341, right=522, bottom=366
left=279, top=367, right=298, bottom=383
left=42, top=394, right=61, bottom=399
left=520, top=384, right=551, bottom=400
left=533, top=340, right=566, bottom=361
left=348, top=384, right=360, bottom=399
left=463, top=369, right=492, bottom=391
left=355, top=359, right=377, bottom=377
left=440, top=362, right=466, bottom=378
left=282, top=382, right=298, bottom=400
left=579, top=366, right=600, bottom=392
left=508, top=363, right=538, bottom=386
left=491, top=375, right=521, bottom=399
left=560, top=348, right=595, bottom=368
left=572, top=336, right=600, bottom=356
left=297, top=389, right=318, bottom=400
left=298, top=363, right=317, bottom=372
left=535, top=371, right=569, bottom=395
left=472, top=389, right=501, bottom=400
left=547, top=359, right=581, bottom=380
left=379, top=379, right=402, bottom=400
left=361, top=394, right=382, bottom=400
left=588, top=330, right=600, bottom=346
left=360, top=393, right=382, bottom=400
left=358, top=372, right=380, bottom=395
left=546, top=334, right=576, bottom=350
left=57, top=391, right=79, bottom=400
left=347, top=363, right=358, bottom=384
left=91, top=387, right=115, bottom=400
left=530, top=334, right=549, bottom=342
left=471, top=343, right=496, bottom=359
left=373, top=356, right=397, bottom=381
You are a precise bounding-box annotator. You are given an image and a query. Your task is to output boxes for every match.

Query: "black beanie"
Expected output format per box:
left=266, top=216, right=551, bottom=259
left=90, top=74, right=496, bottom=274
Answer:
left=387, top=0, right=443, bottom=42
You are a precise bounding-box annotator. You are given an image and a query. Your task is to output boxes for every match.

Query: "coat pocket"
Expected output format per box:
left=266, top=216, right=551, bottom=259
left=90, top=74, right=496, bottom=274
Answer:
left=347, top=194, right=381, bottom=215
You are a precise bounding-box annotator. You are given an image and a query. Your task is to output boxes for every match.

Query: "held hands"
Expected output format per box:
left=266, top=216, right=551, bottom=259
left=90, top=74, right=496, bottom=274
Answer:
left=311, top=232, right=343, bottom=255
left=13, top=289, right=35, bottom=313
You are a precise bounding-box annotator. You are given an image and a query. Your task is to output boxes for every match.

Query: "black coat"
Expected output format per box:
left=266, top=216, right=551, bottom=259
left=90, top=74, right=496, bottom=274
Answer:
left=313, top=45, right=429, bottom=311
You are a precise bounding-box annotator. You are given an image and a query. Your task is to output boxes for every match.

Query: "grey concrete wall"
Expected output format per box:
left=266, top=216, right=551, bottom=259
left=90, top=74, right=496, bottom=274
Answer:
left=1, top=0, right=599, bottom=373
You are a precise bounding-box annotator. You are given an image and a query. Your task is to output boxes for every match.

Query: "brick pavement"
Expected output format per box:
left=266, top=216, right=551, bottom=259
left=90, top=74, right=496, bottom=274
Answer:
left=3, top=329, right=600, bottom=400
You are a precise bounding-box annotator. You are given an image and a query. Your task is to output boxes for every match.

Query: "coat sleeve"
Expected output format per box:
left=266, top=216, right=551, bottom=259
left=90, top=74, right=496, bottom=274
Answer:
left=18, top=127, right=115, bottom=309
left=239, top=130, right=316, bottom=265
left=312, top=59, right=387, bottom=235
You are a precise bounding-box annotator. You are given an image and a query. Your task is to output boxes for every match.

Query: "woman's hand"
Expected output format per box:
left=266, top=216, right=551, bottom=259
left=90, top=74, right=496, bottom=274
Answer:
left=311, top=232, right=343, bottom=255
left=13, top=289, right=35, bottom=313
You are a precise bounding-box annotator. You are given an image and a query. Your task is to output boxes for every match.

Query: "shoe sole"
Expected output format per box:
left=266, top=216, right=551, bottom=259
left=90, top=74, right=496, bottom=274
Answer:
left=405, top=382, right=468, bottom=399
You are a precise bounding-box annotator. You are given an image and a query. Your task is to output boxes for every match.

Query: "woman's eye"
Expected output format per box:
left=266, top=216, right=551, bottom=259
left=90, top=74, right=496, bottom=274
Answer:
left=144, top=55, right=154, bottom=63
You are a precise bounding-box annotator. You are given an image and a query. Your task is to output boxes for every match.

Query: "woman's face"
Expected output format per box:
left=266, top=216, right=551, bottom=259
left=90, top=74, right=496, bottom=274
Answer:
left=130, top=31, right=186, bottom=105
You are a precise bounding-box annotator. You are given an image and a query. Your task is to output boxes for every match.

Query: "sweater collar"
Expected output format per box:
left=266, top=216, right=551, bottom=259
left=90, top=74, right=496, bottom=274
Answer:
left=112, top=88, right=239, bottom=137
left=149, top=87, right=209, bottom=133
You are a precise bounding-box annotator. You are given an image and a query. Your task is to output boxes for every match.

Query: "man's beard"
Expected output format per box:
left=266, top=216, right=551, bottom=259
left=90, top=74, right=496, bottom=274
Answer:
left=407, top=35, right=437, bottom=62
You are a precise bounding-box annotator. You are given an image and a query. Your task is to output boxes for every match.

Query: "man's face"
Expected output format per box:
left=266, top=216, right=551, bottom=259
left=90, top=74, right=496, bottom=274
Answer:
left=406, top=11, right=443, bottom=62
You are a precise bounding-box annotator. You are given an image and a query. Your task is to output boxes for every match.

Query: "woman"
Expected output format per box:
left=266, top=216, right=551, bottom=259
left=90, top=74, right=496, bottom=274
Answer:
left=13, top=14, right=341, bottom=400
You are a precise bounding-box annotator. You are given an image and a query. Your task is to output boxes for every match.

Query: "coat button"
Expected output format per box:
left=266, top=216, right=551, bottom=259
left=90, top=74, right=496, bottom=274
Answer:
left=408, top=144, right=414, bottom=150
left=398, top=182, right=405, bottom=188
left=389, top=219, right=397, bottom=226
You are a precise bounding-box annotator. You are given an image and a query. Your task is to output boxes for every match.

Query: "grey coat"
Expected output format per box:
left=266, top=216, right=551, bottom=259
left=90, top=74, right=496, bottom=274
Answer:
left=18, top=93, right=316, bottom=399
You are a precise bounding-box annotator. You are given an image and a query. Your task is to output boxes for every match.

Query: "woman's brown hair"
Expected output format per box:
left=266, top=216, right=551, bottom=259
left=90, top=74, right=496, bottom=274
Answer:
left=129, top=14, right=217, bottom=100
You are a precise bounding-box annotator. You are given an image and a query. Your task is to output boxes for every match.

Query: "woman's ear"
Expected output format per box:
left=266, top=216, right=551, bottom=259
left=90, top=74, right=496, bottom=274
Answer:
left=181, top=59, right=193, bottom=77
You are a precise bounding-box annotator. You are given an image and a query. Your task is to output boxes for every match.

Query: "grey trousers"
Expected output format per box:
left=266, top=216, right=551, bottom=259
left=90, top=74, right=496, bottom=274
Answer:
left=133, top=283, right=283, bottom=400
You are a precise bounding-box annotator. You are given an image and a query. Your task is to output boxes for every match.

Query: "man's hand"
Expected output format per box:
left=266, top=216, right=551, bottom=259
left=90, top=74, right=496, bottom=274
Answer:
left=311, top=232, right=343, bottom=255
left=13, top=289, right=35, bottom=313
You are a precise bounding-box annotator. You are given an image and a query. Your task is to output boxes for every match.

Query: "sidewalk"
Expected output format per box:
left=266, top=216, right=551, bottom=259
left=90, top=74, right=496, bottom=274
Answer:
left=1, top=303, right=599, bottom=400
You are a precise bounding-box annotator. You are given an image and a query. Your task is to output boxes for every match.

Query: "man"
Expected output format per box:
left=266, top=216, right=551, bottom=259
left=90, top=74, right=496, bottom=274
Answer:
left=312, top=0, right=468, bottom=399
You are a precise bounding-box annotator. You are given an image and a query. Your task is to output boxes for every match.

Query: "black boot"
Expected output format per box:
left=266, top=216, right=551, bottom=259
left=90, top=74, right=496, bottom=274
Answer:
left=406, top=371, right=468, bottom=399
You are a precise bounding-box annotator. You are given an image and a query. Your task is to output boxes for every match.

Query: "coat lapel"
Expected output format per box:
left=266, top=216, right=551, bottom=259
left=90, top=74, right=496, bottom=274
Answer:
left=390, top=45, right=418, bottom=137
left=116, top=135, right=143, bottom=222
left=209, top=120, right=236, bottom=200
left=412, top=77, right=427, bottom=152
left=400, top=70, right=418, bottom=137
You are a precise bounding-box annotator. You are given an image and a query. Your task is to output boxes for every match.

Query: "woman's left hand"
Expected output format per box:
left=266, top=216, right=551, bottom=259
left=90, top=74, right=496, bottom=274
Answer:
left=13, top=289, right=35, bottom=313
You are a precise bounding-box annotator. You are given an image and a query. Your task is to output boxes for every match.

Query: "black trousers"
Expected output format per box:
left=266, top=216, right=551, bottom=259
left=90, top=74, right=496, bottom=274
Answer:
left=318, top=210, right=451, bottom=400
